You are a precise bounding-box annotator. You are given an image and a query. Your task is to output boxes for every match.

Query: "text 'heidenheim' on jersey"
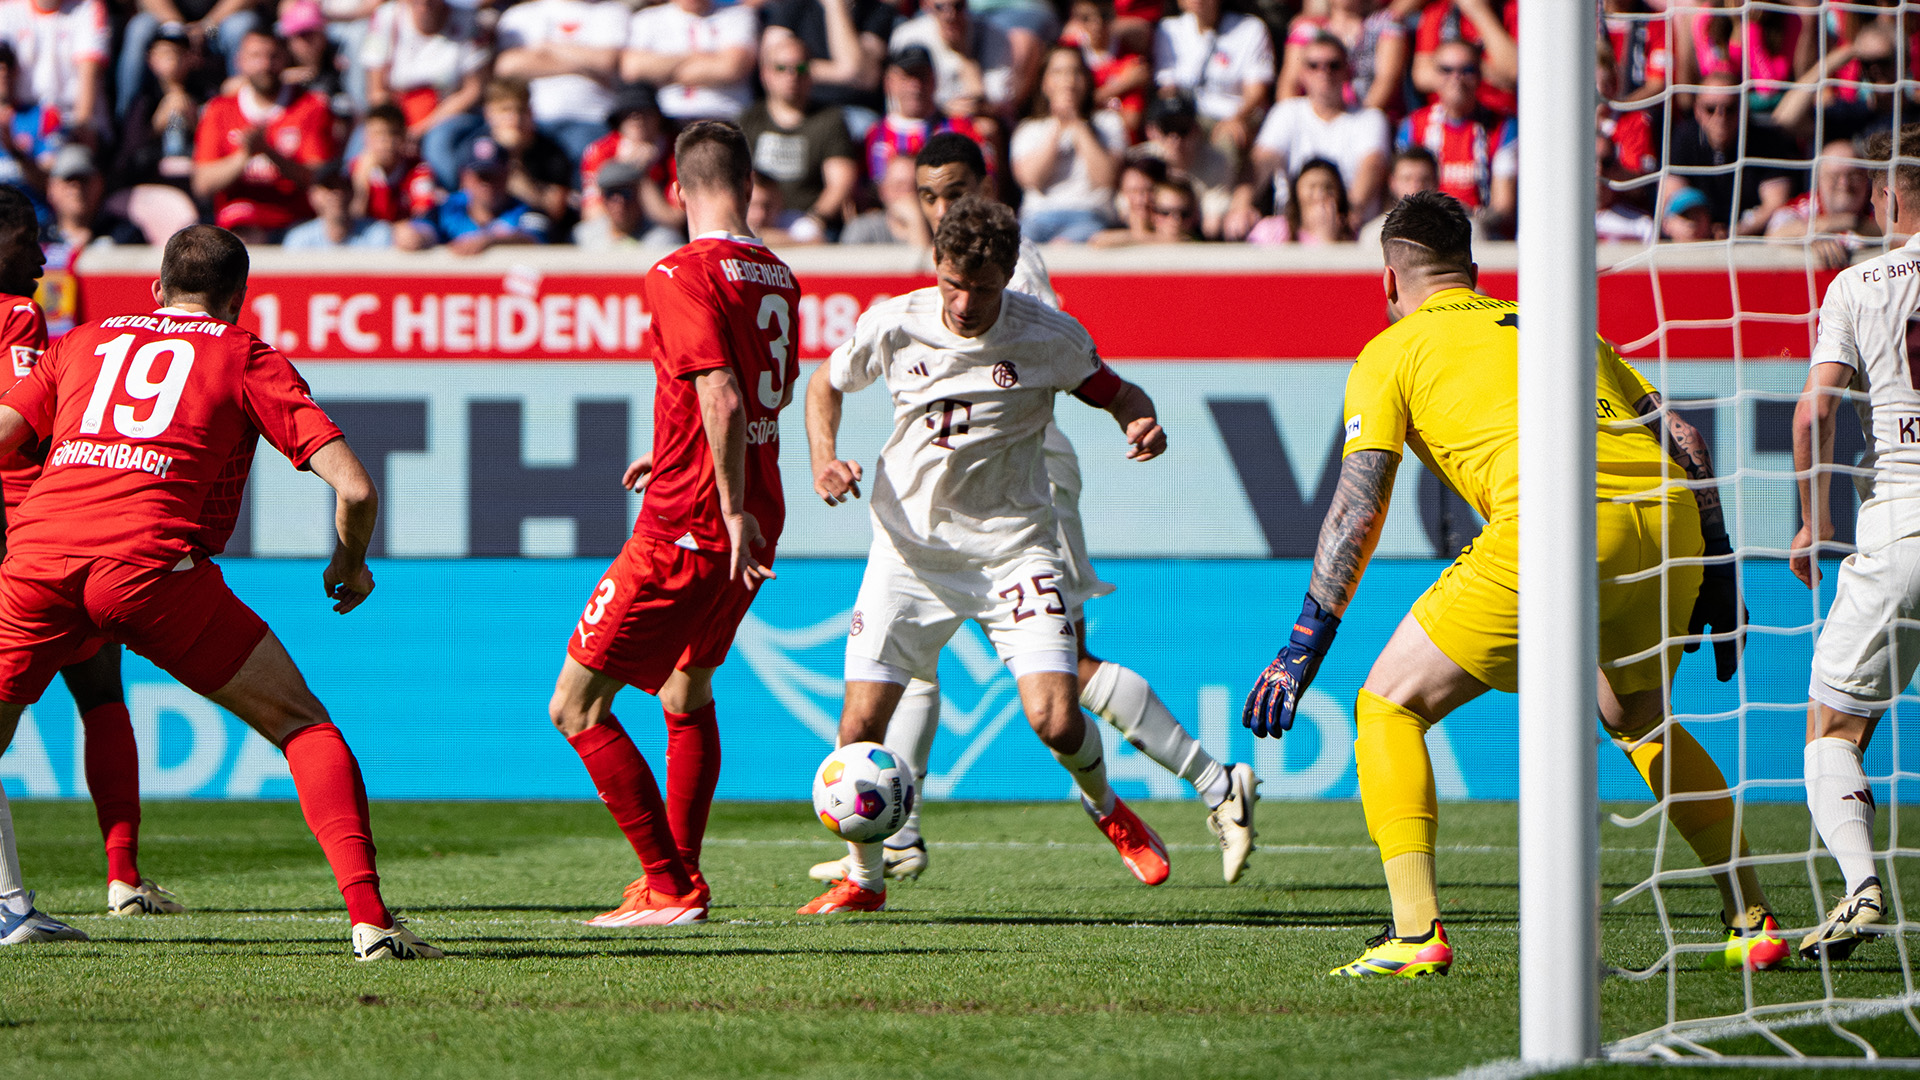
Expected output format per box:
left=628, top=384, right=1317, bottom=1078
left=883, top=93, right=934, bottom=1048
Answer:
left=718, top=259, right=798, bottom=289
left=96, top=315, right=230, bottom=337
left=48, top=440, right=175, bottom=479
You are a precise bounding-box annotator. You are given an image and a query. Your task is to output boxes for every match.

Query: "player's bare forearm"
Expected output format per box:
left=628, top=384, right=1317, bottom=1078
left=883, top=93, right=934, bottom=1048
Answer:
left=307, top=438, right=379, bottom=612
left=1637, top=392, right=1728, bottom=544
left=693, top=367, right=749, bottom=517
left=1103, top=380, right=1166, bottom=460
left=1794, top=364, right=1851, bottom=534
left=1308, top=449, right=1398, bottom=615
left=0, top=405, right=33, bottom=459
left=806, top=363, right=862, bottom=503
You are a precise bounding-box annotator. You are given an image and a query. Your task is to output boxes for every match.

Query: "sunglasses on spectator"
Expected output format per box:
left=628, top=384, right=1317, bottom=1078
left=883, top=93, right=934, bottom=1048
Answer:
left=1304, top=59, right=1346, bottom=72
left=931, top=2, right=964, bottom=13
left=1438, top=64, right=1479, bottom=78
left=1150, top=203, right=1189, bottom=217
left=1698, top=101, right=1735, bottom=115
left=771, top=62, right=810, bottom=74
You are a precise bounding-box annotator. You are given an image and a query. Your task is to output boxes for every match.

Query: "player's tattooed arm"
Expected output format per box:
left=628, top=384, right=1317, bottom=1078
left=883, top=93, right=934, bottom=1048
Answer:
left=1636, top=391, right=1728, bottom=544
left=1308, top=449, right=1398, bottom=615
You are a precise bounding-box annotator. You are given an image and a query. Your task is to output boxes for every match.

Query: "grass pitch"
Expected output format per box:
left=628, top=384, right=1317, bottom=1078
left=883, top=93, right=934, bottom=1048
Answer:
left=2, top=798, right=1917, bottom=1079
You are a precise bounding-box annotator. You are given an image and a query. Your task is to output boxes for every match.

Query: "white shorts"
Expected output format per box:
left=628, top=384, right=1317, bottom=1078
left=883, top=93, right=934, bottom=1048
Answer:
left=1811, top=532, right=1920, bottom=718
left=845, top=543, right=1080, bottom=685
left=1043, top=423, right=1114, bottom=622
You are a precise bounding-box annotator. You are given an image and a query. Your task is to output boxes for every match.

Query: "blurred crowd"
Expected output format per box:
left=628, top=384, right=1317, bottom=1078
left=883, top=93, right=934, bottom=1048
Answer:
left=5, top=0, right=1912, bottom=270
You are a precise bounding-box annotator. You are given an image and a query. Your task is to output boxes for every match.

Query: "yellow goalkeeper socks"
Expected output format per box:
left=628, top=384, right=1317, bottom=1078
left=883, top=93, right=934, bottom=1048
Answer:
left=1356, top=689, right=1441, bottom=937
left=1614, top=718, right=1768, bottom=919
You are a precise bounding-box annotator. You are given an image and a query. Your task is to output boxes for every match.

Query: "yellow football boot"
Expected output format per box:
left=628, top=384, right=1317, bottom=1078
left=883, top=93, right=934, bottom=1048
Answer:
left=1706, top=906, right=1790, bottom=971
left=1331, top=920, right=1453, bottom=978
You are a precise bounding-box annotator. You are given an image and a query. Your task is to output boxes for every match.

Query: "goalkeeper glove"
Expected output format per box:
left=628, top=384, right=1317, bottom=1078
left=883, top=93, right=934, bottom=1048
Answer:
left=1243, top=594, right=1340, bottom=738
left=1685, top=536, right=1745, bottom=682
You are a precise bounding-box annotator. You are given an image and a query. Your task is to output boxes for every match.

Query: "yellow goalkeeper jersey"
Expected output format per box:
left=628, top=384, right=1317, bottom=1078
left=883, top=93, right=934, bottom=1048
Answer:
left=1340, top=287, right=1684, bottom=533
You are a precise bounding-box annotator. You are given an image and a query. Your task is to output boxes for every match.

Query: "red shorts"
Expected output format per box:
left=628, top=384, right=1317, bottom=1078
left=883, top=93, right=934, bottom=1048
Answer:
left=565, top=534, right=771, bottom=694
left=0, top=552, right=268, bottom=702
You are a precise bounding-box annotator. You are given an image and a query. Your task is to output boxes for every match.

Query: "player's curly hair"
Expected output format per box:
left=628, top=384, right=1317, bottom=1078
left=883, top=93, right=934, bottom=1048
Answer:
left=160, top=225, right=249, bottom=308
left=1379, top=189, right=1473, bottom=274
left=932, top=195, right=1019, bottom=278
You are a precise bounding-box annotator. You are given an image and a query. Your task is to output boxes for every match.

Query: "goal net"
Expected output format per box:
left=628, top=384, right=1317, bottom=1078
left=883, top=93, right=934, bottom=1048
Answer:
left=1592, top=0, right=1920, bottom=1063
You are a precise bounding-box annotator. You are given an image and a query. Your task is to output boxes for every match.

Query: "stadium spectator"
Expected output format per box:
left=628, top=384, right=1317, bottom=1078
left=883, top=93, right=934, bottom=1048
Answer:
left=1661, top=184, right=1718, bottom=242
left=968, top=0, right=1058, bottom=122
left=1595, top=147, right=1655, bottom=244
left=1596, top=40, right=1655, bottom=177
left=473, top=78, right=574, bottom=229
left=360, top=0, right=489, bottom=185
left=1010, top=47, right=1125, bottom=243
left=839, top=152, right=929, bottom=244
left=275, top=1, right=346, bottom=107
left=1665, top=72, right=1804, bottom=237
left=493, top=0, right=628, bottom=162
left=761, top=0, right=896, bottom=119
left=623, top=0, right=758, bottom=125
left=115, top=0, right=260, bottom=123
left=1088, top=153, right=1164, bottom=246
left=747, top=169, right=825, bottom=244
left=1675, top=0, right=1814, bottom=115
left=1248, top=156, right=1352, bottom=244
left=1145, top=175, right=1199, bottom=241
left=1355, top=144, right=1438, bottom=246
left=192, top=30, right=337, bottom=240
left=1277, top=0, right=1408, bottom=118
left=1411, top=0, right=1518, bottom=118
left=574, top=159, right=683, bottom=248
left=1137, top=91, right=1231, bottom=238
left=350, top=103, right=434, bottom=221
left=395, top=137, right=552, bottom=253
left=0, top=0, right=107, bottom=153
left=283, top=161, right=393, bottom=247
left=579, top=82, right=679, bottom=229
left=0, top=45, right=42, bottom=196
left=1062, top=0, right=1149, bottom=136
left=1772, top=24, right=1907, bottom=145
left=889, top=0, right=1020, bottom=128
left=1395, top=40, right=1512, bottom=212
left=1152, top=0, right=1274, bottom=156
left=864, top=45, right=992, bottom=186
left=110, top=22, right=200, bottom=192
left=1766, top=139, right=1880, bottom=269
left=42, top=144, right=136, bottom=250
left=1241, top=33, right=1388, bottom=231
left=740, top=37, right=859, bottom=233
left=1602, top=0, right=1667, bottom=104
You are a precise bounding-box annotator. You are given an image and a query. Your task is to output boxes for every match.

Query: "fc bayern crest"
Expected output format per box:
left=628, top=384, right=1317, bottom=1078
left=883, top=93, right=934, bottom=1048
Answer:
left=992, top=361, right=1018, bottom=388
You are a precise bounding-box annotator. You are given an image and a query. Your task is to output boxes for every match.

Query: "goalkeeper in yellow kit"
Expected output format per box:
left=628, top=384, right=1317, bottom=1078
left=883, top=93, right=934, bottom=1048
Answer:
left=1243, top=191, right=1790, bottom=977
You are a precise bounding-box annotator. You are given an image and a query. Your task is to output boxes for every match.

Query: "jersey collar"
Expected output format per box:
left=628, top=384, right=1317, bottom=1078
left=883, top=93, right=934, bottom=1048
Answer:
left=1418, top=286, right=1480, bottom=309
left=694, top=230, right=766, bottom=247
left=152, top=306, right=213, bottom=318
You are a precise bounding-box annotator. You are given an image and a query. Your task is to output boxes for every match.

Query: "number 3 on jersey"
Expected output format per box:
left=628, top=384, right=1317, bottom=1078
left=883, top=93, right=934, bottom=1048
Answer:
left=81, top=334, right=196, bottom=439
left=757, top=295, right=790, bottom=408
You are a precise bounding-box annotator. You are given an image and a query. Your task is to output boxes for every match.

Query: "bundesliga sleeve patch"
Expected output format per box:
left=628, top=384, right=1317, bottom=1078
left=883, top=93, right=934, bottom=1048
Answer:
left=1345, top=414, right=1363, bottom=441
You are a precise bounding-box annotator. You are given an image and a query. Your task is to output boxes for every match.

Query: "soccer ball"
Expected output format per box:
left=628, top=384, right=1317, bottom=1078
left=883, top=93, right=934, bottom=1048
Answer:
left=812, top=742, right=916, bottom=843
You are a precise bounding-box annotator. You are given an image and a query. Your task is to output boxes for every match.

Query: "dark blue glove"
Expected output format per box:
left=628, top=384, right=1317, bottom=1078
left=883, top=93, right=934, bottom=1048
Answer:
left=1243, top=595, right=1340, bottom=738
left=1686, top=535, right=1744, bottom=682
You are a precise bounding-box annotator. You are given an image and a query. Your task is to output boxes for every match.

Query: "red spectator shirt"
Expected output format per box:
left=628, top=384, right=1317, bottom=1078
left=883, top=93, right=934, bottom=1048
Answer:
left=637, top=235, right=800, bottom=553
left=1599, top=105, right=1655, bottom=176
left=1398, top=104, right=1513, bottom=209
left=0, top=308, right=343, bottom=567
left=193, top=88, right=339, bottom=232
left=352, top=154, right=440, bottom=221
left=1415, top=0, right=1519, bottom=117
left=1605, top=12, right=1667, bottom=97
left=578, top=132, right=676, bottom=217
left=0, top=293, right=46, bottom=512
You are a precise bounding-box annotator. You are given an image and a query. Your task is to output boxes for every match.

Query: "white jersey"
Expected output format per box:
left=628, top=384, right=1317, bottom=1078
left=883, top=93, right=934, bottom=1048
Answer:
left=829, top=288, right=1108, bottom=571
left=1812, top=232, right=1920, bottom=543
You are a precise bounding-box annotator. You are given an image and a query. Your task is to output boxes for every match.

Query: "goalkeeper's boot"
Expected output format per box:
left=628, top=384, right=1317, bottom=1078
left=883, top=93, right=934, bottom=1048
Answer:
left=1207, top=763, right=1260, bottom=883
left=1707, top=906, right=1790, bottom=971
left=797, top=880, right=885, bottom=915
left=0, top=893, right=88, bottom=944
left=351, top=917, right=443, bottom=961
left=1083, top=794, right=1170, bottom=886
left=807, top=841, right=929, bottom=884
left=1331, top=920, right=1452, bottom=978
left=107, top=878, right=184, bottom=916
left=587, top=878, right=708, bottom=927
left=1800, top=877, right=1885, bottom=961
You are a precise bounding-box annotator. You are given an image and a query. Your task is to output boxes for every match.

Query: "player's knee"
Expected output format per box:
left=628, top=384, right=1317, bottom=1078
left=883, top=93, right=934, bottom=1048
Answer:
left=548, top=691, right=591, bottom=737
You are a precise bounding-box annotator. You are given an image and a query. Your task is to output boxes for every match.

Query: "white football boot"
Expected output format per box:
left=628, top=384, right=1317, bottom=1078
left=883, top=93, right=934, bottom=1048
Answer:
left=352, top=917, right=444, bottom=961
left=108, top=878, right=185, bottom=916
left=0, top=892, right=89, bottom=944
left=1800, top=877, right=1885, bottom=961
left=1207, top=763, right=1260, bottom=883
left=807, top=841, right=929, bottom=883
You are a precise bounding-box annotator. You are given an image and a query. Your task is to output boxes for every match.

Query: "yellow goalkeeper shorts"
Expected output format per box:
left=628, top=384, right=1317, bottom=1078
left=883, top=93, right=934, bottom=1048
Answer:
left=1409, top=501, right=1703, bottom=697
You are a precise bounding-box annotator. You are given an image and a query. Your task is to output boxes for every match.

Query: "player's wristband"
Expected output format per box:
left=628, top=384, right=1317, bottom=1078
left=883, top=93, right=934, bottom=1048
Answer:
left=1290, top=594, right=1341, bottom=655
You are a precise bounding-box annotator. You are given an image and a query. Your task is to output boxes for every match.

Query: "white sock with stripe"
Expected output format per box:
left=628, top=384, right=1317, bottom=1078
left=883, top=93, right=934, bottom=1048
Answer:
left=1807, top=737, right=1879, bottom=894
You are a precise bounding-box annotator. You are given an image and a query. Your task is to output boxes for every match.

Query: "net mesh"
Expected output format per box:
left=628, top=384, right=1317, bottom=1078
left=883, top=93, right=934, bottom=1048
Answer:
left=1597, top=0, right=1920, bottom=1063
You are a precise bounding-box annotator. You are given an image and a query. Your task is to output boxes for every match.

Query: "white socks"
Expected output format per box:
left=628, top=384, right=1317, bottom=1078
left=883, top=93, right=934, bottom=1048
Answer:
left=1081, top=661, right=1227, bottom=808
left=0, top=778, right=25, bottom=912
left=1051, top=717, right=1116, bottom=815
left=885, top=678, right=940, bottom=850
left=847, top=840, right=886, bottom=892
left=1807, top=737, right=1879, bottom=894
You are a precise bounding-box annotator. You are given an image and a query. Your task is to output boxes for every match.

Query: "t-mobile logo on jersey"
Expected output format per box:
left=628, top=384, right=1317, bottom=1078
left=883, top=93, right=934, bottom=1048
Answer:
left=925, top=399, right=972, bottom=449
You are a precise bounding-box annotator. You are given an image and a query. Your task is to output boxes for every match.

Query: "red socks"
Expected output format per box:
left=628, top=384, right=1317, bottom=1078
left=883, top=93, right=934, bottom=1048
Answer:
left=80, top=703, right=141, bottom=885
left=569, top=718, right=694, bottom=896
left=664, top=703, right=721, bottom=878
left=283, top=722, right=391, bottom=929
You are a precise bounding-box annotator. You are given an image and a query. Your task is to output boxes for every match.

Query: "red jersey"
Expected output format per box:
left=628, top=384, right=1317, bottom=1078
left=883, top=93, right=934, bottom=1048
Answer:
left=0, top=308, right=344, bottom=567
left=578, top=132, right=676, bottom=216
left=193, top=89, right=338, bottom=232
left=0, top=293, right=46, bottom=511
left=1397, top=104, right=1514, bottom=209
left=638, top=236, right=800, bottom=553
